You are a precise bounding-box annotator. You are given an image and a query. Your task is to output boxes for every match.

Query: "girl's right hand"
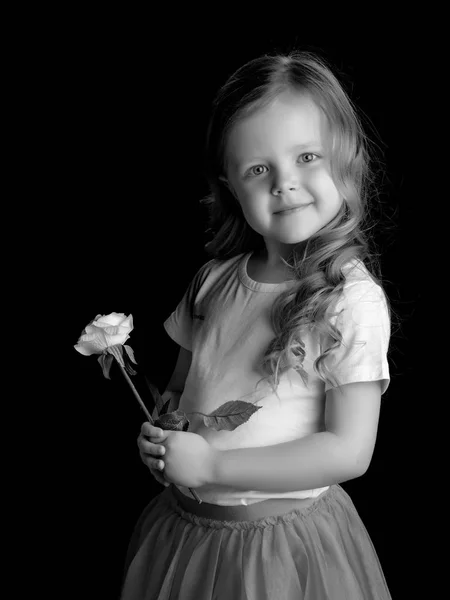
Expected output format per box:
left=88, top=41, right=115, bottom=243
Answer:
left=137, top=422, right=171, bottom=487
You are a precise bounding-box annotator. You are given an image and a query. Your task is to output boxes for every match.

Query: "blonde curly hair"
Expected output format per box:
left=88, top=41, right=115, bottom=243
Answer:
left=200, top=50, right=393, bottom=392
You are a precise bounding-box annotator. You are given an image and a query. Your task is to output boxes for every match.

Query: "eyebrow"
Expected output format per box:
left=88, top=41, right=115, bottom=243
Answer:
left=234, top=142, right=323, bottom=166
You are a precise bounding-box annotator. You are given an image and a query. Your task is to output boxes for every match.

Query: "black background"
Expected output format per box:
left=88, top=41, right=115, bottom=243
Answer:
left=31, top=16, right=430, bottom=600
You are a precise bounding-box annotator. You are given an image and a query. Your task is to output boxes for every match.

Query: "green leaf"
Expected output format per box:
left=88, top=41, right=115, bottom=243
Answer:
left=202, top=400, right=262, bottom=431
left=144, top=377, right=165, bottom=415
left=123, top=353, right=137, bottom=376
left=98, top=353, right=114, bottom=380
left=106, top=344, right=125, bottom=367
left=124, top=363, right=137, bottom=376
left=160, top=397, right=171, bottom=415
left=155, top=410, right=190, bottom=432
left=123, top=345, right=137, bottom=364
left=112, top=344, right=137, bottom=375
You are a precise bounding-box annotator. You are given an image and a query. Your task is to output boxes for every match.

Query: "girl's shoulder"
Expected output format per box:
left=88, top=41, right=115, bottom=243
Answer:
left=341, top=257, right=379, bottom=287
left=336, top=257, right=387, bottom=308
left=194, top=252, right=245, bottom=279
left=188, top=252, right=246, bottom=292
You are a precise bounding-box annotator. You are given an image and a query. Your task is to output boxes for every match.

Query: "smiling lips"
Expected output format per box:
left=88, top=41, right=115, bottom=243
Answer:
left=275, top=203, right=312, bottom=215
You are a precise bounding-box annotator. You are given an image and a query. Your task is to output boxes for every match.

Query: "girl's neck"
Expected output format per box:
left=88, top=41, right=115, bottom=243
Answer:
left=247, top=251, right=293, bottom=284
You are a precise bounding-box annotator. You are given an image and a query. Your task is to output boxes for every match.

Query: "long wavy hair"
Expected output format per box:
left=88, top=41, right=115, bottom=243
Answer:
left=200, top=50, right=393, bottom=393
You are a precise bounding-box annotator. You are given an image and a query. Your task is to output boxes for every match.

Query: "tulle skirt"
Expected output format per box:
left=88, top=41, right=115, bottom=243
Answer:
left=120, top=483, right=391, bottom=600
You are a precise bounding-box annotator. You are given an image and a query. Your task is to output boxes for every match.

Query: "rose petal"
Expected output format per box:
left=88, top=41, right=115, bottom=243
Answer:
left=103, top=325, right=120, bottom=336
left=84, top=325, right=109, bottom=341
left=109, top=324, right=131, bottom=335
left=74, top=343, right=96, bottom=356
left=74, top=340, right=104, bottom=355
left=84, top=324, right=100, bottom=334
left=78, top=330, right=108, bottom=351
left=106, top=333, right=130, bottom=347
left=120, top=315, right=133, bottom=330
left=95, top=312, right=127, bottom=327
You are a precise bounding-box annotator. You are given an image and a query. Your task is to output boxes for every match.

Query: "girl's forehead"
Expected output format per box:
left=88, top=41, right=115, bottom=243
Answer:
left=226, top=94, right=328, bottom=163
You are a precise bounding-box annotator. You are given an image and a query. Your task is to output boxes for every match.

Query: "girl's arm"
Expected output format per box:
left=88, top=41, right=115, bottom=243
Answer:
left=210, top=380, right=382, bottom=492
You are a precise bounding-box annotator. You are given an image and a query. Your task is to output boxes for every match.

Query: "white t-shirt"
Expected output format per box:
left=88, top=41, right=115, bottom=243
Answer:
left=163, top=252, right=391, bottom=506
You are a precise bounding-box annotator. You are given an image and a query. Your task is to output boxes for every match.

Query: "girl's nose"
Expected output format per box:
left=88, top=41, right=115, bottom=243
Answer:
left=271, top=170, right=300, bottom=196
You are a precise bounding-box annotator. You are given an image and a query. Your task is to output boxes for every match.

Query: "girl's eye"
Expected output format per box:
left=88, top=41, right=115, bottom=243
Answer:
left=249, top=165, right=268, bottom=177
left=247, top=154, right=318, bottom=176
left=299, top=153, right=318, bottom=163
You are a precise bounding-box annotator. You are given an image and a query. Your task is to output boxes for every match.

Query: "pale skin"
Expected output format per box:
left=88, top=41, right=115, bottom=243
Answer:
left=138, top=351, right=382, bottom=491
left=221, top=90, right=343, bottom=276
left=138, top=90, right=383, bottom=492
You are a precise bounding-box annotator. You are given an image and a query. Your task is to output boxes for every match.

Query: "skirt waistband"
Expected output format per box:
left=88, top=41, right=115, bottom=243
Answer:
left=169, top=484, right=335, bottom=523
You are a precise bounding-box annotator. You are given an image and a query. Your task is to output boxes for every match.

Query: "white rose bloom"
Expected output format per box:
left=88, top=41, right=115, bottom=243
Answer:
left=74, top=312, right=134, bottom=356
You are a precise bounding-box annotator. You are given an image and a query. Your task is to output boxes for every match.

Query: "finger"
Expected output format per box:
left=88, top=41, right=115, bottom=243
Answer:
left=141, top=423, right=166, bottom=438
left=137, top=436, right=166, bottom=457
left=140, top=451, right=165, bottom=472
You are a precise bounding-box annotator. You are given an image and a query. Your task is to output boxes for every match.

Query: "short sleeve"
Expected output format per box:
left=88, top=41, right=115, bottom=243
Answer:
left=322, top=280, right=391, bottom=395
left=163, top=286, right=194, bottom=351
left=163, top=261, right=213, bottom=351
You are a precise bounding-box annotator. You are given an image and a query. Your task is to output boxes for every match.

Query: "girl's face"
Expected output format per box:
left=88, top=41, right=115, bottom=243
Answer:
left=222, top=91, right=343, bottom=262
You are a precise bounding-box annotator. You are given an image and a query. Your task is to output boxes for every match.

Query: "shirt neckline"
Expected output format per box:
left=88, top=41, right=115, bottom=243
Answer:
left=238, top=252, right=294, bottom=293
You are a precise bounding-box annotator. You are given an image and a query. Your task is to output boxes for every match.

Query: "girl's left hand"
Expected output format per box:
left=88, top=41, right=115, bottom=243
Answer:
left=159, top=430, right=218, bottom=489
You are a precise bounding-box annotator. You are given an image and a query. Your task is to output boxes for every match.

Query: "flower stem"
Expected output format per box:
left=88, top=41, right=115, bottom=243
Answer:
left=117, top=360, right=154, bottom=423
left=109, top=348, right=202, bottom=504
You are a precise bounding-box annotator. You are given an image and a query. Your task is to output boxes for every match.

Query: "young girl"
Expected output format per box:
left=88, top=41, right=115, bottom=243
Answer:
left=121, top=51, right=393, bottom=599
